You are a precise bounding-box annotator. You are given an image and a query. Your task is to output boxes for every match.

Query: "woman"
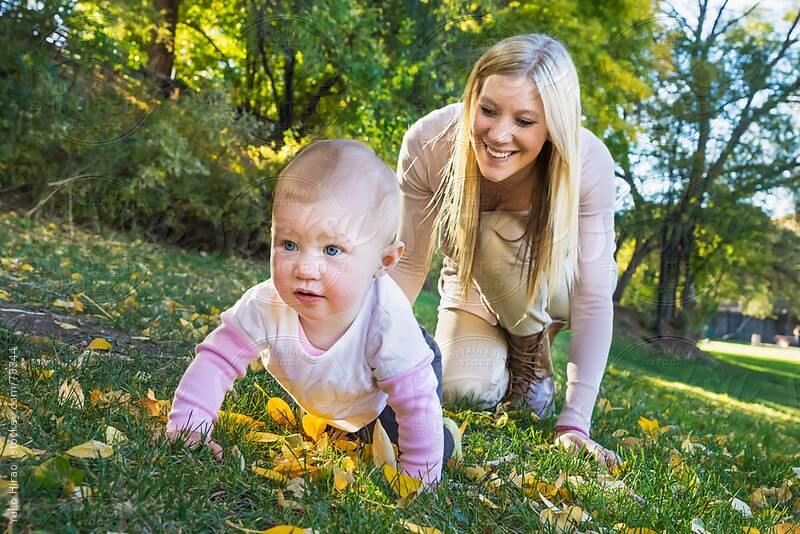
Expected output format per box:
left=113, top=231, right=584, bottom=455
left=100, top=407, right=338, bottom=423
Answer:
left=390, top=34, right=620, bottom=465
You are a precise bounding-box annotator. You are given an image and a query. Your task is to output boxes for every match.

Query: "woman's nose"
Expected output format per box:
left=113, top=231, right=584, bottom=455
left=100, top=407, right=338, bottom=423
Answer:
left=486, top=117, right=515, bottom=144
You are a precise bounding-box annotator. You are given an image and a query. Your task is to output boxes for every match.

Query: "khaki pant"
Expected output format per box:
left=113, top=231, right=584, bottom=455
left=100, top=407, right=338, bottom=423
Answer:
left=435, top=211, right=570, bottom=408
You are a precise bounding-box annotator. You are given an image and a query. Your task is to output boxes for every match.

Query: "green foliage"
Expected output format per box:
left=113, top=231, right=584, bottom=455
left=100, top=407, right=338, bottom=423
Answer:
left=1, top=0, right=658, bottom=255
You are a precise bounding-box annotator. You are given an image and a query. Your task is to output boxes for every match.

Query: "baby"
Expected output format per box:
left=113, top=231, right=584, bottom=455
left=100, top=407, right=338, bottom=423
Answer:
left=162, top=139, right=455, bottom=484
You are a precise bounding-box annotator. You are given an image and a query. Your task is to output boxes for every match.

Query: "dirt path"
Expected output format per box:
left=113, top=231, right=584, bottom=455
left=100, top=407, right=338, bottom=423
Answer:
left=0, top=303, right=172, bottom=356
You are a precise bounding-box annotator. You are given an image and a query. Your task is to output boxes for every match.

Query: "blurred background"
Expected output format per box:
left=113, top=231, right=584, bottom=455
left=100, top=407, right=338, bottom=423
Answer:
left=0, top=0, right=798, bottom=344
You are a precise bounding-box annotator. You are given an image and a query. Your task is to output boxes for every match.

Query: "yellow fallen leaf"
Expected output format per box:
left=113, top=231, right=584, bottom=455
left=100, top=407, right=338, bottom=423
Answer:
left=478, top=493, right=499, bottom=508
left=105, top=426, right=128, bottom=445
left=463, top=466, right=488, bottom=481
left=0, top=436, right=36, bottom=459
left=72, top=295, right=85, bottom=313
left=372, top=419, right=397, bottom=470
left=87, top=338, right=112, bottom=351
left=638, top=416, right=660, bottom=439
left=333, top=465, right=354, bottom=491
left=0, top=289, right=11, bottom=301
left=742, top=528, right=760, bottom=534
left=0, top=395, right=29, bottom=411
left=251, top=465, right=288, bottom=483
left=137, top=389, right=172, bottom=421
left=55, top=321, right=78, bottom=330
left=262, top=526, right=312, bottom=534
left=267, top=397, right=296, bottom=428
left=90, top=388, right=131, bottom=408
left=540, top=505, right=588, bottom=531
left=770, top=524, right=800, bottom=534
left=615, top=527, right=660, bottom=534
left=65, top=439, right=113, bottom=459
left=302, top=413, right=327, bottom=441
left=244, top=431, right=283, bottom=443
left=384, top=464, right=422, bottom=498
left=276, top=489, right=304, bottom=511
left=218, top=410, right=265, bottom=429
left=334, top=439, right=359, bottom=452
left=58, top=379, right=85, bottom=409
left=597, top=398, right=612, bottom=414
left=399, top=519, right=442, bottom=534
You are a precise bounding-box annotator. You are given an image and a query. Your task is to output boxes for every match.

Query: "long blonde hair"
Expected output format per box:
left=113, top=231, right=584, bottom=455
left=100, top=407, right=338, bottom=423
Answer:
left=435, top=34, right=581, bottom=304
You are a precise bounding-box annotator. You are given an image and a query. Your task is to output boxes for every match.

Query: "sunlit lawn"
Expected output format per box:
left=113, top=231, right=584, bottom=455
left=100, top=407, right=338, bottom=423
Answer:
left=2, top=209, right=799, bottom=533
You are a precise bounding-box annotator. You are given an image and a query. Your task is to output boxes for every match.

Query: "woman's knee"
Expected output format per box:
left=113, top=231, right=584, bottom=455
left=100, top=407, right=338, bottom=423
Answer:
left=435, top=308, right=509, bottom=408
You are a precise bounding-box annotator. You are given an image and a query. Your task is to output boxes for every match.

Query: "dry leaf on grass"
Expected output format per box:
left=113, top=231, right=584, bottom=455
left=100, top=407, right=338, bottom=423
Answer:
left=540, top=505, right=589, bottom=532
left=251, top=465, right=288, bottom=484
left=372, top=419, right=397, bottom=470
left=267, top=397, right=297, bottom=428
left=384, top=464, right=422, bottom=499
left=218, top=410, right=264, bottom=429
left=731, top=497, right=753, bottom=517
left=90, top=388, right=131, bottom=408
left=58, top=379, right=85, bottom=409
left=244, top=431, right=283, bottom=443
left=302, top=413, right=327, bottom=441
left=86, top=338, right=112, bottom=351
left=399, top=519, right=442, bottom=534
left=0, top=436, right=39, bottom=459
left=65, top=439, right=113, bottom=459
left=333, top=465, right=354, bottom=491
left=105, top=426, right=128, bottom=446
left=137, top=389, right=172, bottom=422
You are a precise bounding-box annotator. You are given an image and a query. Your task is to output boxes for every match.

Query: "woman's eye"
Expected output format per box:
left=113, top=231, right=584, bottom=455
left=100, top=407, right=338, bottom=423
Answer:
left=282, top=240, right=298, bottom=252
left=324, top=245, right=341, bottom=256
left=480, top=105, right=496, bottom=116
left=517, top=118, right=535, bottom=126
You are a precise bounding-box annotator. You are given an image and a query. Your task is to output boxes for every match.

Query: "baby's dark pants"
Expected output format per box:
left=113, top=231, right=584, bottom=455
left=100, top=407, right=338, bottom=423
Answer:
left=355, top=325, right=455, bottom=465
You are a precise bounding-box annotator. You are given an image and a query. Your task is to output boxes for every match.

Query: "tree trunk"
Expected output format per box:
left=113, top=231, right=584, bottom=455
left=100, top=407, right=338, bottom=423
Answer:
left=613, top=237, right=654, bottom=303
left=655, top=223, right=682, bottom=335
left=146, top=0, right=182, bottom=94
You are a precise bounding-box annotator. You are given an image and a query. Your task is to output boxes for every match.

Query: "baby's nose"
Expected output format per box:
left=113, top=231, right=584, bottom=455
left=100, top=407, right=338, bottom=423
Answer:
left=295, top=258, right=325, bottom=278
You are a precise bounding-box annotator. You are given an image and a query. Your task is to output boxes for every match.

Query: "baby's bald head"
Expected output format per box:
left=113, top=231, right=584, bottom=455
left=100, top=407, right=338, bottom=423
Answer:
left=274, top=139, right=400, bottom=247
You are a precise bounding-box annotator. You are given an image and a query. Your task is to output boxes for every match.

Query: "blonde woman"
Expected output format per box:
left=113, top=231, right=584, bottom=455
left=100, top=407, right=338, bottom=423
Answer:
left=391, top=34, right=621, bottom=465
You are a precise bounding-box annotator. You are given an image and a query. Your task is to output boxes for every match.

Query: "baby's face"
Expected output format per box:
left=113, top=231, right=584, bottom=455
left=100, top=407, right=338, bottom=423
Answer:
left=270, top=187, right=386, bottom=324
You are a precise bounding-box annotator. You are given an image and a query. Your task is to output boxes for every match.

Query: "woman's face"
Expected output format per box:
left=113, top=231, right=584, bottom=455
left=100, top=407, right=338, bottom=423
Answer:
left=471, top=74, right=549, bottom=184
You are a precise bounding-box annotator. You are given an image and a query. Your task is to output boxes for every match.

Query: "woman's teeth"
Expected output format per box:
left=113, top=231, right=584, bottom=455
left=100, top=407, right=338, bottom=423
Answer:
left=486, top=144, right=514, bottom=159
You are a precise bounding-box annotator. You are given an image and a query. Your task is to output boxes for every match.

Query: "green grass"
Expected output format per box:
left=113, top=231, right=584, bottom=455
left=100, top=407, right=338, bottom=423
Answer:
left=1, top=209, right=799, bottom=533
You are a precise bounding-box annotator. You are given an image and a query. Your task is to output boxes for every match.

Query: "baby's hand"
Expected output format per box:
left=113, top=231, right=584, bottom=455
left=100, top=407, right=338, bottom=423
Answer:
left=151, top=428, right=224, bottom=462
left=554, top=429, right=621, bottom=468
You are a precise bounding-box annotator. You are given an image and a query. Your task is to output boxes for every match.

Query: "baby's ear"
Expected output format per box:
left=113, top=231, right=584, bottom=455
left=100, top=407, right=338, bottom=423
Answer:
left=374, top=241, right=405, bottom=278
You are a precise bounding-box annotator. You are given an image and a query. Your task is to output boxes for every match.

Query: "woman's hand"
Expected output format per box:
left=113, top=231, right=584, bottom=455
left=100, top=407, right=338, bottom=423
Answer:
left=151, top=429, right=224, bottom=462
left=554, top=429, right=621, bottom=467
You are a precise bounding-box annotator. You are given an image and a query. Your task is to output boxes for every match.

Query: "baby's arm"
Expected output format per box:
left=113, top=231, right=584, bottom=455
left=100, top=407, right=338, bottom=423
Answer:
left=167, top=312, right=258, bottom=438
left=377, top=354, right=444, bottom=485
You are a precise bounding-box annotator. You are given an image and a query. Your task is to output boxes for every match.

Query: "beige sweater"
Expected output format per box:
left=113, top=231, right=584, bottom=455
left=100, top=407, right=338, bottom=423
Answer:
left=391, top=103, right=617, bottom=433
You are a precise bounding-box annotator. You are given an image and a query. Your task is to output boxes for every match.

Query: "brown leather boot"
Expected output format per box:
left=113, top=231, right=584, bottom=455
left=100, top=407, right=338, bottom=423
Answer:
left=504, top=320, right=567, bottom=409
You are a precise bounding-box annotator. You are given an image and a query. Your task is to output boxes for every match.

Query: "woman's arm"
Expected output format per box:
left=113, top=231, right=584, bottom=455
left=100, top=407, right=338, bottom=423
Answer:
left=390, top=105, right=459, bottom=305
left=555, top=130, right=618, bottom=436
left=391, top=121, right=437, bottom=305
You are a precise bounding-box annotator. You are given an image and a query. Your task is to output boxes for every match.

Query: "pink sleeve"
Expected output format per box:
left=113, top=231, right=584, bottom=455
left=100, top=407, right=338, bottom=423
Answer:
left=555, top=134, right=617, bottom=436
left=377, top=353, right=444, bottom=486
left=166, top=311, right=261, bottom=439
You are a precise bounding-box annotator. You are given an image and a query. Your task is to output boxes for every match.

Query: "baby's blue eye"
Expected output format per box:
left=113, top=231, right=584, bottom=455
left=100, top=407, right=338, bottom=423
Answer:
left=283, top=240, right=298, bottom=252
left=324, top=245, right=341, bottom=256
